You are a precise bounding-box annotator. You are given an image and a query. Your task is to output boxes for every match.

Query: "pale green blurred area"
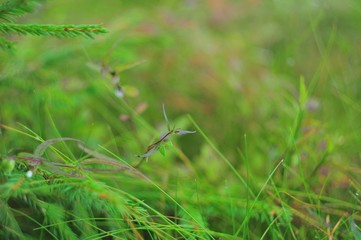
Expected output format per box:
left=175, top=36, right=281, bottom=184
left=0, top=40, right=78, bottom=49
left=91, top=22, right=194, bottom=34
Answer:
left=1, top=0, right=361, bottom=178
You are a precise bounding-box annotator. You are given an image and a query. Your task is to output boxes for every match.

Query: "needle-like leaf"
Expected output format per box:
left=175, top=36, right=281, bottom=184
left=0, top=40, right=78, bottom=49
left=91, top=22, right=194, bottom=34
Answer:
left=162, top=104, right=170, bottom=131
left=174, top=130, right=196, bottom=135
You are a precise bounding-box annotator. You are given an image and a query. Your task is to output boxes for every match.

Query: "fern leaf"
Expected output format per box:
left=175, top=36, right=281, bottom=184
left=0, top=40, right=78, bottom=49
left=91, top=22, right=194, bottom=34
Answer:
left=0, top=0, right=46, bottom=23
left=34, top=137, right=82, bottom=157
left=0, top=23, right=108, bottom=39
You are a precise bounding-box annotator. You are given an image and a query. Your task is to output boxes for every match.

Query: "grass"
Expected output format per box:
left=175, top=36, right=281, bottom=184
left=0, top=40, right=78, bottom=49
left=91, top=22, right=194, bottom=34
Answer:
left=1, top=0, right=361, bottom=239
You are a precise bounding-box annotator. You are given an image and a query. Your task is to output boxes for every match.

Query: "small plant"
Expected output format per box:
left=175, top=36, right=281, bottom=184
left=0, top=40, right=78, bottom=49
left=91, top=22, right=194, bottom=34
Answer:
left=136, top=104, right=195, bottom=160
left=0, top=124, right=211, bottom=240
left=0, top=0, right=108, bottom=51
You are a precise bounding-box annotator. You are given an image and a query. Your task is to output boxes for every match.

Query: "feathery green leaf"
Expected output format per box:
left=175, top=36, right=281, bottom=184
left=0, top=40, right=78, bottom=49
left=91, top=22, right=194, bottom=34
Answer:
left=0, top=23, right=108, bottom=39
left=0, top=0, right=46, bottom=23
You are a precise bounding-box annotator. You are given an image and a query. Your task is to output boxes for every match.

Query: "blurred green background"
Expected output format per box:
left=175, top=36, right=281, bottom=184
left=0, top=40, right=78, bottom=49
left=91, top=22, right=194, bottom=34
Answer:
left=1, top=0, right=361, bottom=238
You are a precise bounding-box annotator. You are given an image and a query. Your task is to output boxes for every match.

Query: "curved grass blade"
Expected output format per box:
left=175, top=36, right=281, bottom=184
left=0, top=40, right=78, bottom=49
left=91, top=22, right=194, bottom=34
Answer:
left=80, top=158, right=133, bottom=171
left=34, top=138, right=83, bottom=157
left=162, top=104, right=170, bottom=131
left=77, top=143, right=149, bottom=180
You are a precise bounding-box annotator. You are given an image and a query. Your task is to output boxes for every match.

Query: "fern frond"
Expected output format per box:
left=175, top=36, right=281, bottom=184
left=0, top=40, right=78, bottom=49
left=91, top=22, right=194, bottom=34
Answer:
left=0, top=0, right=46, bottom=23
left=0, top=23, right=108, bottom=39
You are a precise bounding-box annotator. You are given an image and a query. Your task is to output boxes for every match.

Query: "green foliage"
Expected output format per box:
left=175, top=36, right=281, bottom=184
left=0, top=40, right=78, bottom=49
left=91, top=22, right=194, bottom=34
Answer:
left=0, top=0, right=107, bottom=50
left=0, top=23, right=108, bottom=39
left=0, top=0, right=46, bottom=22
left=1, top=0, right=361, bottom=239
